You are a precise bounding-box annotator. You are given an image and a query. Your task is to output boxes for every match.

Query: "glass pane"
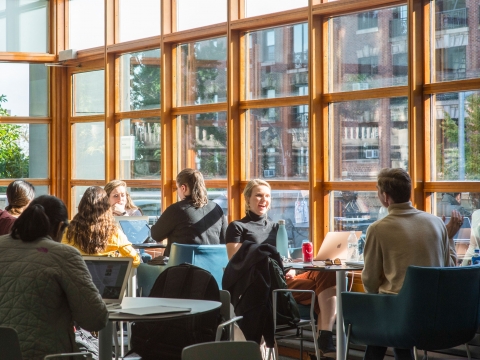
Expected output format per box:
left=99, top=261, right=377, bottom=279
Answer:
left=0, top=0, right=48, bottom=52
left=433, top=91, right=480, bottom=181
left=245, top=0, right=308, bottom=18
left=177, top=37, right=227, bottom=106
left=73, top=70, right=105, bottom=116
left=73, top=122, right=105, bottom=179
left=330, top=97, right=409, bottom=181
left=332, top=190, right=382, bottom=238
left=177, top=0, right=226, bottom=31
left=119, top=117, right=161, bottom=180
left=330, top=6, right=408, bottom=92
left=130, top=188, right=162, bottom=221
left=0, top=184, right=48, bottom=210
left=434, top=0, right=480, bottom=81
left=0, top=124, right=48, bottom=179
left=119, top=0, right=160, bottom=42
left=268, top=190, right=310, bottom=248
left=118, top=49, right=161, bottom=111
left=178, top=112, right=227, bottom=179
left=247, top=106, right=309, bottom=180
left=69, top=0, right=104, bottom=50
left=208, top=188, right=228, bottom=216
left=245, top=23, right=308, bottom=100
left=0, top=63, right=48, bottom=116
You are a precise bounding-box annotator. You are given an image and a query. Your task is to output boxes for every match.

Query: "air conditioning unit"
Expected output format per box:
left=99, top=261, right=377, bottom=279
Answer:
left=365, top=149, right=379, bottom=159
left=352, top=82, right=369, bottom=91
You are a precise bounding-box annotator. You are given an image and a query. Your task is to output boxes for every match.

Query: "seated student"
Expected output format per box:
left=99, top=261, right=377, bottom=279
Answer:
left=0, top=180, right=36, bottom=235
left=105, top=179, right=143, bottom=216
left=0, top=208, right=16, bottom=235
left=362, top=168, right=459, bottom=360
left=151, top=168, right=227, bottom=257
left=0, top=195, right=108, bottom=359
left=62, top=186, right=141, bottom=267
left=460, top=192, right=480, bottom=266
left=226, top=179, right=337, bottom=357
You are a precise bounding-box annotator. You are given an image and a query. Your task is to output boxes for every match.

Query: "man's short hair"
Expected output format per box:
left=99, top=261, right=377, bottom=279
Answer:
left=377, top=168, right=411, bottom=203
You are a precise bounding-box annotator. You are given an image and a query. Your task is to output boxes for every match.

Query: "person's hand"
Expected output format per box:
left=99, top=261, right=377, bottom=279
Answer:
left=443, top=209, right=463, bottom=239
left=112, top=203, right=126, bottom=216
left=285, top=269, right=296, bottom=280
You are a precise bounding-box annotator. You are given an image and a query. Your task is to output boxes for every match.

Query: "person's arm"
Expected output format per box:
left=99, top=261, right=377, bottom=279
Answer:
left=443, top=209, right=463, bottom=240
left=461, top=231, right=476, bottom=266
left=116, top=231, right=141, bottom=267
left=219, top=213, right=227, bottom=245
left=150, top=205, right=177, bottom=242
left=227, top=243, right=242, bottom=259
left=361, top=226, right=384, bottom=293
left=225, top=221, right=243, bottom=259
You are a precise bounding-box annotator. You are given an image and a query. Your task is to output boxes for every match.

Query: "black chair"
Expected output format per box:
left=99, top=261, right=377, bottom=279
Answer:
left=342, top=265, right=480, bottom=360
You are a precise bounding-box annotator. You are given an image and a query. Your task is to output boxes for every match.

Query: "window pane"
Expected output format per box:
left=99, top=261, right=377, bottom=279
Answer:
left=269, top=190, right=310, bottom=248
left=433, top=91, right=480, bottom=180
left=119, top=117, right=161, bottom=180
left=130, top=188, right=162, bottom=219
left=332, top=190, right=382, bottom=238
left=330, top=6, right=408, bottom=92
left=245, top=23, right=308, bottom=100
left=208, top=188, right=228, bottom=216
left=434, top=0, right=479, bottom=81
left=178, top=112, right=227, bottom=179
left=0, top=63, right=48, bottom=116
left=73, top=122, right=105, bottom=179
left=330, top=97, right=408, bottom=181
left=119, top=0, right=160, bottom=42
left=177, top=0, right=226, bottom=31
left=245, top=0, right=308, bottom=18
left=247, top=106, right=309, bottom=180
left=118, top=49, right=161, bottom=111
left=0, top=124, right=48, bottom=179
left=73, top=70, right=104, bottom=116
left=0, top=0, right=48, bottom=52
left=177, top=37, right=227, bottom=106
left=69, top=0, right=104, bottom=50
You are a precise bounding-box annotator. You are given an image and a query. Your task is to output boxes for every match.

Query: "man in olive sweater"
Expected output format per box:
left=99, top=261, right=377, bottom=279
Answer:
left=361, top=168, right=460, bottom=360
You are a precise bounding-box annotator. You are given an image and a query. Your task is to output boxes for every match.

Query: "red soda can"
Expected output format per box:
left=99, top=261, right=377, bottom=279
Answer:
left=302, top=241, right=313, bottom=263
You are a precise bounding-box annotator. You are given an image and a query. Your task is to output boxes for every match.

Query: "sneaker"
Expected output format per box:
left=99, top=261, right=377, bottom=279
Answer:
left=318, top=330, right=336, bottom=358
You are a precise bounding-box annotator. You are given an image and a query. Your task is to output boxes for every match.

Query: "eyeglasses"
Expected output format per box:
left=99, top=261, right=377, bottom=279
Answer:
left=324, top=258, right=342, bottom=266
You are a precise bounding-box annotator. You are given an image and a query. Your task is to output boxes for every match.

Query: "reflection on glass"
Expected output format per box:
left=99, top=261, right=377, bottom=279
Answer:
left=73, top=70, right=105, bottom=116
left=248, top=106, right=309, bottom=180
left=0, top=0, right=48, bottom=52
left=69, top=0, right=104, bottom=50
left=0, top=124, right=48, bottom=179
left=118, top=49, right=161, bottom=111
left=245, top=23, right=308, bottom=100
left=119, top=117, right=161, bottom=180
left=245, top=0, right=308, bottom=17
left=434, top=0, right=479, bottom=81
left=177, top=0, right=226, bottom=31
left=332, top=191, right=382, bottom=237
left=433, top=91, right=480, bottom=180
left=268, top=190, right=310, bottom=248
left=207, top=188, right=228, bottom=216
left=129, top=188, right=162, bottom=218
left=73, top=122, right=105, bottom=179
left=178, top=112, right=227, bottom=179
left=434, top=191, right=479, bottom=218
left=177, top=37, right=227, bottom=106
left=119, top=0, right=160, bottom=42
left=330, top=97, right=408, bottom=181
left=330, top=6, right=408, bottom=92
left=0, top=63, right=48, bottom=116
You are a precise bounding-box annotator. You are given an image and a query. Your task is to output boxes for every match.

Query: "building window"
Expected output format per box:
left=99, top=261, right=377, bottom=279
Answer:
left=357, top=11, right=378, bottom=30
left=264, top=30, right=275, bottom=62
left=358, top=56, right=378, bottom=76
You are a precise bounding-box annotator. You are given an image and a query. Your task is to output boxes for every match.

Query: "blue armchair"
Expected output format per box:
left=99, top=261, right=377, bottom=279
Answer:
left=168, top=243, right=229, bottom=289
left=342, top=265, right=480, bottom=360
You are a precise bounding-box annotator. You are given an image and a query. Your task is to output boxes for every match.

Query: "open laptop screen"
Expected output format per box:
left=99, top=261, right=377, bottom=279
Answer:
left=117, top=218, right=151, bottom=244
left=83, top=257, right=133, bottom=304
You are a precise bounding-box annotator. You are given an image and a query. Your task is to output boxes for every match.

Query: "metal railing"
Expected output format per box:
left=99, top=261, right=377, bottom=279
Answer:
left=436, top=8, right=468, bottom=30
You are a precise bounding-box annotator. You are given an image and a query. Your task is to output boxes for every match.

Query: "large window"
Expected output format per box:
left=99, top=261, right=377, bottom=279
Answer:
left=118, top=0, right=160, bottom=42
left=68, top=0, right=104, bottom=50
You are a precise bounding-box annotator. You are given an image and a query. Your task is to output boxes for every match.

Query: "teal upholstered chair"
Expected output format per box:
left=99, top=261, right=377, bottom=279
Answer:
left=168, top=243, right=229, bottom=289
left=136, top=262, right=165, bottom=297
left=182, top=340, right=262, bottom=360
left=342, top=265, right=480, bottom=360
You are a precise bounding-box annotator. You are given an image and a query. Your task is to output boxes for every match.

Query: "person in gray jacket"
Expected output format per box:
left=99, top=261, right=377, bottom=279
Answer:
left=0, top=195, right=108, bottom=360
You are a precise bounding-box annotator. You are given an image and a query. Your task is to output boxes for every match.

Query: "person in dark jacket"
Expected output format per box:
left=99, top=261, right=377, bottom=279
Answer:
left=0, top=208, right=16, bottom=235
left=151, top=168, right=227, bottom=256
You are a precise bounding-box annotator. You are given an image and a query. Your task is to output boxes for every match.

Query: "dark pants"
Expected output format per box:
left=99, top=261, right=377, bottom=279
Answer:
left=364, top=345, right=414, bottom=360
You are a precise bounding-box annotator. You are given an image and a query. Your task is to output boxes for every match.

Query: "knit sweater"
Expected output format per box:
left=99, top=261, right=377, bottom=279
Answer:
left=362, top=202, right=456, bottom=294
left=225, top=211, right=278, bottom=247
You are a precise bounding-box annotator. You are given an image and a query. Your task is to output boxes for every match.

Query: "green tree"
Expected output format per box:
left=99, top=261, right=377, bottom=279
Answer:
left=130, top=52, right=161, bottom=110
left=0, top=95, right=30, bottom=178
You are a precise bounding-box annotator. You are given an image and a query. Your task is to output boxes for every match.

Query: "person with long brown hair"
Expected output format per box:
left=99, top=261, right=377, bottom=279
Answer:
left=104, top=179, right=142, bottom=216
left=150, top=168, right=227, bottom=256
left=5, top=179, right=35, bottom=217
left=62, top=186, right=140, bottom=267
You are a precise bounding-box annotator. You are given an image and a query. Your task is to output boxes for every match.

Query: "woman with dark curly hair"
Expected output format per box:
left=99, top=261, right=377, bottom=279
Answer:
left=62, top=186, right=140, bottom=267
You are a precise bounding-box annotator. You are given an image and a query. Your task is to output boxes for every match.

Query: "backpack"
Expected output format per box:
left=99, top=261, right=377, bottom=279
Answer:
left=268, top=258, right=301, bottom=326
left=130, top=263, right=221, bottom=360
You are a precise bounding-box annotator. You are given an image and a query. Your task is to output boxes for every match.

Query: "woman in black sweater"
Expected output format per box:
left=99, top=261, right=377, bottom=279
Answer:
left=226, top=179, right=337, bottom=357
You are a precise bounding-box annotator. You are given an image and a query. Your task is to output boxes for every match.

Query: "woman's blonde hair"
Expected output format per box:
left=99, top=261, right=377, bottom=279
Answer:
left=243, top=179, right=271, bottom=214
left=176, top=168, right=208, bottom=208
left=104, top=180, right=127, bottom=198
left=66, top=186, right=117, bottom=254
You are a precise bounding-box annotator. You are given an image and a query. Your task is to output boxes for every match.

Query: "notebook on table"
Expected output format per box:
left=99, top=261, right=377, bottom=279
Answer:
left=314, top=231, right=363, bottom=261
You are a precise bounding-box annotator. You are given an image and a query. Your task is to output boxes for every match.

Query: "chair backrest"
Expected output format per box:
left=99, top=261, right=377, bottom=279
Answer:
left=0, top=326, right=23, bottom=360
left=182, top=341, right=262, bottom=360
left=168, top=243, right=229, bottom=289
left=136, top=262, right=165, bottom=297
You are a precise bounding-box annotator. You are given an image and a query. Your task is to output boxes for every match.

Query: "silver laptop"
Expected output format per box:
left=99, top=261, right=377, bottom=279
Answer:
left=314, top=231, right=363, bottom=261
left=83, top=256, right=133, bottom=306
left=115, top=216, right=151, bottom=244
